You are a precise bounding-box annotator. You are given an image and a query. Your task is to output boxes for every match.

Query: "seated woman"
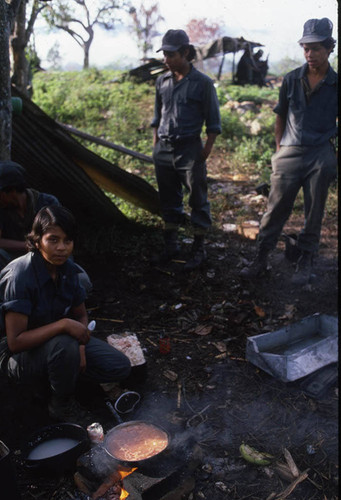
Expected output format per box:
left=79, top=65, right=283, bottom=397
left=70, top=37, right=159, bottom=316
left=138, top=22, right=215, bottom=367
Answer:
left=0, top=205, right=131, bottom=423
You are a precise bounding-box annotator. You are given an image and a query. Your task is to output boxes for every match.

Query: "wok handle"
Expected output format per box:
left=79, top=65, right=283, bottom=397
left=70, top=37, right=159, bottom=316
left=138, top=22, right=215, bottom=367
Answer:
left=105, top=399, right=123, bottom=424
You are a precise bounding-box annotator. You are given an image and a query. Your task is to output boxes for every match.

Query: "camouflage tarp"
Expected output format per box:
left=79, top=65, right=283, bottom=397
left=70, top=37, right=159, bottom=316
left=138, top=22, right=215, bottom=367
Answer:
left=195, top=36, right=263, bottom=61
left=129, top=58, right=166, bottom=82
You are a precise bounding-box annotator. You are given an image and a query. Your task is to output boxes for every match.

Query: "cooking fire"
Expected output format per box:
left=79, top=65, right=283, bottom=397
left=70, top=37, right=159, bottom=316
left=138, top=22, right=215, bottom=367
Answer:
left=91, top=466, right=137, bottom=500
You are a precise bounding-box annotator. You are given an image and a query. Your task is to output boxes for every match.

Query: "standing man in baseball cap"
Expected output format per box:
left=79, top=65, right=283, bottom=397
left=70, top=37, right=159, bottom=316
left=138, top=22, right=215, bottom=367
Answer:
left=151, top=29, right=221, bottom=271
left=240, top=18, right=337, bottom=286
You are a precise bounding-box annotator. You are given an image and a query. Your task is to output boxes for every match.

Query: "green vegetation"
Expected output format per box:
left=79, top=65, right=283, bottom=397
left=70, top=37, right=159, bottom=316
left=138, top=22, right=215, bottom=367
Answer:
left=33, top=69, right=157, bottom=184
left=32, top=69, right=337, bottom=221
left=216, top=83, right=278, bottom=105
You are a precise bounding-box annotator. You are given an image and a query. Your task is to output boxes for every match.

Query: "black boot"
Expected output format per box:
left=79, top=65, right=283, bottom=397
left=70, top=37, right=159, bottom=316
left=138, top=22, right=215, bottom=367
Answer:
left=240, top=248, right=269, bottom=279
left=291, top=251, right=313, bottom=286
left=184, top=235, right=207, bottom=271
left=152, top=230, right=180, bottom=265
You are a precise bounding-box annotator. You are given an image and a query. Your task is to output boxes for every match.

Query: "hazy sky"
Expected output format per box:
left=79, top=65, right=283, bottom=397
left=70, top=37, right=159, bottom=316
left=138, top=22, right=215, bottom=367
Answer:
left=34, top=0, right=338, bottom=69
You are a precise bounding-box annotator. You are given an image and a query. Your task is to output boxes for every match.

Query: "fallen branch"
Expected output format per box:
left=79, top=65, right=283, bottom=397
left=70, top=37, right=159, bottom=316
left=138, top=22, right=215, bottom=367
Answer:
left=274, top=469, right=309, bottom=500
left=154, top=266, right=174, bottom=276
left=146, top=337, right=158, bottom=348
left=94, top=317, right=124, bottom=323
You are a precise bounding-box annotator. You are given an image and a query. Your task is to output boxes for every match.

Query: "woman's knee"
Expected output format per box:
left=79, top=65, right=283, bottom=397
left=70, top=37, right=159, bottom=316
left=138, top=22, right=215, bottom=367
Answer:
left=46, top=335, right=79, bottom=363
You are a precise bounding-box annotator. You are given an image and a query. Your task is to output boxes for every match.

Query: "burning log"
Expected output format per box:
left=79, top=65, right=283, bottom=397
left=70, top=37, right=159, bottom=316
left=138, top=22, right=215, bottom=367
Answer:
left=74, top=465, right=136, bottom=500
left=92, top=466, right=137, bottom=499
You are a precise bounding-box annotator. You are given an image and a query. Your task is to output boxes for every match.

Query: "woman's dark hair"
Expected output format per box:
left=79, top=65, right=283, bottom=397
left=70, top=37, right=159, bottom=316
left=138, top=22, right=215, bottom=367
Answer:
left=1, top=184, right=26, bottom=193
left=26, top=205, right=77, bottom=251
left=179, top=44, right=197, bottom=61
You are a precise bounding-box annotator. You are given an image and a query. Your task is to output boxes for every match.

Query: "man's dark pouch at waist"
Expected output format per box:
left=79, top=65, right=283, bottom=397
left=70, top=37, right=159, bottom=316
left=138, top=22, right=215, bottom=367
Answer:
left=0, top=337, right=11, bottom=375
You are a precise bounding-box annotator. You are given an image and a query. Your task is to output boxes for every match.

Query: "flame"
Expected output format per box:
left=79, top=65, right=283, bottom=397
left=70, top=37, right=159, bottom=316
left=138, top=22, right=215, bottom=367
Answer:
left=120, top=490, right=129, bottom=500
left=119, top=467, right=137, bottom=500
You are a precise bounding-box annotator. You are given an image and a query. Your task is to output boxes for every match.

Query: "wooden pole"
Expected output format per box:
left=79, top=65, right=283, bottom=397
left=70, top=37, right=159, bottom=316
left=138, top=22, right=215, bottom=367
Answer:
left=57, top=122, right=153, bottom=164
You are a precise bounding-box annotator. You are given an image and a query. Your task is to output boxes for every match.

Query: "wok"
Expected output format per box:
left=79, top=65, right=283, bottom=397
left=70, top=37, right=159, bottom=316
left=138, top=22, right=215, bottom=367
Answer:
left=103, top=420, right=170, bottom=471
left=21, top=423, right=89, bottom=474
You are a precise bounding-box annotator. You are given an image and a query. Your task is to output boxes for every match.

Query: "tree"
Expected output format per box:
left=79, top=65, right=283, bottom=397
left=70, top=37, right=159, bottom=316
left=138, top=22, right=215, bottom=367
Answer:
left=0, top=0, right=22, bottom=160
left=185, top=18, right=223, bottom=46
left=46, top=41, right=62, bottom=70
left=128, top=2, right=164, bottom=62
left=271, top=56, right=302, bottom=76
left=185, top=17, right=224, bottom=77
left=43, top=0, right=123, bottom=69
left=10, top=0, right=47, bottom=97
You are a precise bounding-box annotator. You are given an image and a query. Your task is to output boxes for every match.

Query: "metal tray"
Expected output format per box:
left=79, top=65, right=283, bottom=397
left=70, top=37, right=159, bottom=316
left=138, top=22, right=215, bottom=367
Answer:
left=245, top=314, right=338, bottom=382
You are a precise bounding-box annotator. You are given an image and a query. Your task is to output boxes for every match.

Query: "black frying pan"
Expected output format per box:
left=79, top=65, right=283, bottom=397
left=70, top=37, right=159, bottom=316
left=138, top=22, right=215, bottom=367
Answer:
left=103, top=400, right=170, bottom=468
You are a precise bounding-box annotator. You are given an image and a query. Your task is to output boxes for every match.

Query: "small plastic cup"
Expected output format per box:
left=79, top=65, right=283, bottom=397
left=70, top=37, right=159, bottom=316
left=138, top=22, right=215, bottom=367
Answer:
left=87, top=423, right=104, bottom=444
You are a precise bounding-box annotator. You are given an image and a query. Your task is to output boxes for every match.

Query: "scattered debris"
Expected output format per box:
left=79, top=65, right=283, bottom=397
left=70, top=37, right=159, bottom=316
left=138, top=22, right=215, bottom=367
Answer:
left=163, top=370, right=178, bottom=382
left=189, top=324, right=213, bottom=336
left=239, top=443, right=274, bottom=466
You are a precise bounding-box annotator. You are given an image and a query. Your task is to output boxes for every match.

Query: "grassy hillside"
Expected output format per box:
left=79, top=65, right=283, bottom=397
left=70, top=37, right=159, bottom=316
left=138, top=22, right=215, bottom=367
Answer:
left=32, top=70, right=337, bottom=221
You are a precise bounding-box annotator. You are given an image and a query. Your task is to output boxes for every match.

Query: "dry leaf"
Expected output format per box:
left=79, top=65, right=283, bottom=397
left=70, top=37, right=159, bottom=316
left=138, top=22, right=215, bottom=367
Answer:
left=212, top=341, right=227, bottom=353
left=254, top=304, right=266, bottom=317
left=279, top=304, right=297, bottom=320
left=283, top=448, right=300, bottom=478
left=189, top=324, right=213, bottom=336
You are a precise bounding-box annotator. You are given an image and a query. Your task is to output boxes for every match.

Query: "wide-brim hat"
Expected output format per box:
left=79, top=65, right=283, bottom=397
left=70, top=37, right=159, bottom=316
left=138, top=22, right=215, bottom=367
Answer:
left=157, top=29, right=190, bottom=52
left=298, top=18, right=333, bottom=44
left=0, top=161, right=26, bottom=190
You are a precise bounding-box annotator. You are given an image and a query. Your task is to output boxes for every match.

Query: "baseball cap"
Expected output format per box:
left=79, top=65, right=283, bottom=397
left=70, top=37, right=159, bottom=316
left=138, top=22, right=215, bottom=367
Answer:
left=298, top=18, right=333, bottom=44
left=157, top=29, right=190, bottom=52
left=0, top=161, right=27, bottom=190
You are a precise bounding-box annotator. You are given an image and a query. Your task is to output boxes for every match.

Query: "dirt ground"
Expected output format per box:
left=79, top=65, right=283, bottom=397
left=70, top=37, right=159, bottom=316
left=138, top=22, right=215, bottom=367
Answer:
left=0, top=154, right=338, bottom=499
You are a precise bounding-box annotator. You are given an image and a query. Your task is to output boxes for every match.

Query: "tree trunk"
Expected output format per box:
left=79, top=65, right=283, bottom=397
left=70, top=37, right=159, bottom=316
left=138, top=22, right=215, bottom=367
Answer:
left=83, top=27, right=93, bottom=69
left=83, top=46, right=89, bottom=69
left=0, top=0, right=13, bottom=160
left=11, top=0, right=31, bottom=97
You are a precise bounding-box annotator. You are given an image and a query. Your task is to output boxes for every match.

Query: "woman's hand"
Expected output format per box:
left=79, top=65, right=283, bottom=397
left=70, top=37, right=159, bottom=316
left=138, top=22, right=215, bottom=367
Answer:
left=62, top=318, right=90, bottom=345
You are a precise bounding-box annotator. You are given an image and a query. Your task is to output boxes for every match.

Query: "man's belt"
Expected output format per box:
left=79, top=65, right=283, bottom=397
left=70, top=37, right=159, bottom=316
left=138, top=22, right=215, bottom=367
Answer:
left=160, top=136, right=200, bottom=146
